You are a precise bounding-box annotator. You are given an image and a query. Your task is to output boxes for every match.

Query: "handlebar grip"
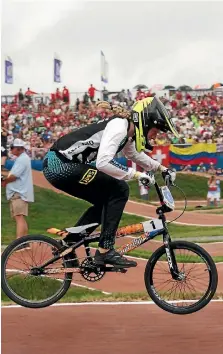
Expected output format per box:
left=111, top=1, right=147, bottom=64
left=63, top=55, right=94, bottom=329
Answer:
left=141, top=178, right=149, bottom=187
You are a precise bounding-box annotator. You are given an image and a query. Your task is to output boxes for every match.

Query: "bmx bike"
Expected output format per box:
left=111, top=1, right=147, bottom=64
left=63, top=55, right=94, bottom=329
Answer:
left=1, top=175, right=218, bottom=314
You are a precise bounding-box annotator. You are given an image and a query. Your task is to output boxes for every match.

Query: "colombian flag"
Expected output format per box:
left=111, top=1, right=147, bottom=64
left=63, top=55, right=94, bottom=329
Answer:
left=169, top=143, right=217, bottom=166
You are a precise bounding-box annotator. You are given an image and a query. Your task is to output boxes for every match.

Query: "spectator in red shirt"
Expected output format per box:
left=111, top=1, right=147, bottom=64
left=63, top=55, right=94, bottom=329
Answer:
left=51, top=93, right=56, bottom=103
left=55, top=88, right=62, bottom=101
left=25, top=87, right=32, bottom=96
left=62, top=86, right=70, bottom=103
left=88, top=84, right=97, bottom=102
left=171, top=99, right=177, bottom=109
left=25, top=88, right=37, bottom=96
left=176, top=91, right=183, bottom=100
left=25, top=87, right=38, bottom=104
left=25, top=87, right=32, bottom=103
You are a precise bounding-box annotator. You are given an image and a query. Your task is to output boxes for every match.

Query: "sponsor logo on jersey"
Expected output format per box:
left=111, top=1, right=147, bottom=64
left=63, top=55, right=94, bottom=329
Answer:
left=110, top=159, right=128, bottom=172
left=82, top=140, right=94, bottom=146
left=79, top=168, right=97, bottom=185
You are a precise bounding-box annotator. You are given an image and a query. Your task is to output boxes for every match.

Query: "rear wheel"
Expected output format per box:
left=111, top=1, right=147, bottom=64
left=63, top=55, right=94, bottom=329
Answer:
left=1, top=235, right=73, bottom=308
left=144, top=241, right=218, bottom=314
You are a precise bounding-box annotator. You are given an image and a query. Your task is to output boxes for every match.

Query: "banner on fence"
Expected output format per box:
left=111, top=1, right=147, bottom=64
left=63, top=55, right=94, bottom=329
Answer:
left=150, top=146, right=169, bottom=165
left=169, top=143, right=217, bottom=166
left=127, top=146, right=170, bottom=171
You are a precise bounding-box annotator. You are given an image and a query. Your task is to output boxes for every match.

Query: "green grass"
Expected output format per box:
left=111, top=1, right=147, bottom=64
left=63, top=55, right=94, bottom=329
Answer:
left=166, top=224, right=223, bottom=238
left=1, top=276, right=66, bottom=302
left=2, top=187, right=223, bottom=245
left=2, top=277, right=222, bottom=306
left=0, top=276, right=149, bottom=304
left=1, top=187, right=145, bottom=245
left=129, top=173, right=222, bottom=201
left=0, top=276, right=152, bottom=304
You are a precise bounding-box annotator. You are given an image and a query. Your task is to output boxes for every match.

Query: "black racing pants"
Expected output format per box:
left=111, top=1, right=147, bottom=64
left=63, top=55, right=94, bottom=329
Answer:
left=43, top=151, right=129, bottom=249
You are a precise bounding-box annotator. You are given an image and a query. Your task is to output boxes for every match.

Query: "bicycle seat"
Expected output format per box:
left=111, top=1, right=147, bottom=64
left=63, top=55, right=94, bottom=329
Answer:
left=65, top=223, right=99, bottom=234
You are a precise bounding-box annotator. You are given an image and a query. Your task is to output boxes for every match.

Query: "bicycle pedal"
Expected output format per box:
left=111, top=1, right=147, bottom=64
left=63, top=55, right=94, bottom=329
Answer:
left=119, top=268, right=128, bottom=273
left=110, top=267, right=128, bottom=273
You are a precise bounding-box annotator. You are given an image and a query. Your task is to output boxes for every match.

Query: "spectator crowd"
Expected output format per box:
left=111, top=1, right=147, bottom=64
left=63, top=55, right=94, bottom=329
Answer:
left=1, top=86, right=223, bottom=174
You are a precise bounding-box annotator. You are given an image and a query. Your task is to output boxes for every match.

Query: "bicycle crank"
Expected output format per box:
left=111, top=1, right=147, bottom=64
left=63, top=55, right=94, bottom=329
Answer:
left=80, top=258, right=106, bottom=282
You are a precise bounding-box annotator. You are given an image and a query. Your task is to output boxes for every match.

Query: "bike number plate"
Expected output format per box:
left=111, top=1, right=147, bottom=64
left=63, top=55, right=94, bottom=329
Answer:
left=160, top=186, right=175, bottom=210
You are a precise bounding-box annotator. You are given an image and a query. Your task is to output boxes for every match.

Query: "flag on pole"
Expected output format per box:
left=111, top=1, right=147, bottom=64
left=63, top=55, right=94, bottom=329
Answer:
left=5, top=57, right=13, bottom=84
left=54, top=56, right=62, bottom=83
left=105, top=60, right=109, bottom=83
left=101, top=51, right=108, bottom=83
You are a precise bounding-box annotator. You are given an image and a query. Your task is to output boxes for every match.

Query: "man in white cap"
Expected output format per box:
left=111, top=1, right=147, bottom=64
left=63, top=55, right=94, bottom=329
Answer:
left=1, top=139, right=34, bottom=249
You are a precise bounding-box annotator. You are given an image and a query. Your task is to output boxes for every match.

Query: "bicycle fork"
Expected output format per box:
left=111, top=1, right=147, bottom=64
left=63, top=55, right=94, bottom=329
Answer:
left=163, top=234, right=182, bottom=281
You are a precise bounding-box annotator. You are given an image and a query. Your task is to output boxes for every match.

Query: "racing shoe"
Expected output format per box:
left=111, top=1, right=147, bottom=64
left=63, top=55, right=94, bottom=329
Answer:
left=94, top=249, right=137, bottom=268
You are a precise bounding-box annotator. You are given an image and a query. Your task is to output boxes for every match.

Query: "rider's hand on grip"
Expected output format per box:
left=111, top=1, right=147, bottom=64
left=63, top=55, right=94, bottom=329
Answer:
left=134, top=171, right=155, bottom=187
left=161, top=169, right=176, bottom=186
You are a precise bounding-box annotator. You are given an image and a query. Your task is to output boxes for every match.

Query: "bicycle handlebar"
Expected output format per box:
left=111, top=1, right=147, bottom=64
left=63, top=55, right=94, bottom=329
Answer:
left=140, top=172, right=187, bottom=222
left=164, top=175, right=173, bottom=188
left=141, top=172, right=173, bottom=189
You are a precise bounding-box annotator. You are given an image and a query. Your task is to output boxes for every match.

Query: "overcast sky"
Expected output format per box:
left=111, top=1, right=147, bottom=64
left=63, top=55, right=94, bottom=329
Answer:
left=1, top=0, right=223, bottom=94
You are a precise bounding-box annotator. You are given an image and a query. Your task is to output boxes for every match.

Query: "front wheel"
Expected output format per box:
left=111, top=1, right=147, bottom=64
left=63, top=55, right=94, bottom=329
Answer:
left=144, top=241, right=218, bottom=315
left=1, top=235, right=73, bottom=308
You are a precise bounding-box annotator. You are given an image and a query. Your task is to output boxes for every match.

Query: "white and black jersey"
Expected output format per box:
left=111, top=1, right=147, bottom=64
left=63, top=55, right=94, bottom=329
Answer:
left=51, top=117, right=160, bottom=180
left=51, top=118, right=128, bottom=164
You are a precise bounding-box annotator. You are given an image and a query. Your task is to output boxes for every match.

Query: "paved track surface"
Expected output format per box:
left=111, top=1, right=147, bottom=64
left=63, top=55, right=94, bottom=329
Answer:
left=2, top=303, right=223, bottom=354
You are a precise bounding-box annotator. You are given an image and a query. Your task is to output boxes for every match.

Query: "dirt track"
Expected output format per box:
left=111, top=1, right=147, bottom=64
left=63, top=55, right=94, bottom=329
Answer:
left=2, top=302, right=223, bottom=354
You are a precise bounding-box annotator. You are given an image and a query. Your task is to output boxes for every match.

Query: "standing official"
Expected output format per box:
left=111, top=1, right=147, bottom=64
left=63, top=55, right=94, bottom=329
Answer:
left=2, top=139, right=34, bottom=247
left=1, top=126, right=8, bottom=171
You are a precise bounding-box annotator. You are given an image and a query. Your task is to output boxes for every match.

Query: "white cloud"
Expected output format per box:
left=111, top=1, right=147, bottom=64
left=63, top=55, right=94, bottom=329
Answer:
left=1, top=0, right=223, bottom=94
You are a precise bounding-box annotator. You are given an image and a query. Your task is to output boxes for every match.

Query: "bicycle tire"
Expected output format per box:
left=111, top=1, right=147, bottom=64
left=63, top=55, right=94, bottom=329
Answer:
left=1, top=234, right=73, bottom=308
left=144, top=241, right=218, bottom=315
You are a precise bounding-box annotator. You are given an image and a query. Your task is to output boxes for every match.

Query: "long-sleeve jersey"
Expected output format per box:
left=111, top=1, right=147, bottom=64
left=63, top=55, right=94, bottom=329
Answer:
left=50, top=117, right=160, bottom=180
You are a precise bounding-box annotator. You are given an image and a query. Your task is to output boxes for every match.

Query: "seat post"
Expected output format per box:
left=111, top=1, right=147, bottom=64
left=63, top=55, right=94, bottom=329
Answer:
left=84, top=241, right=92, bottom=259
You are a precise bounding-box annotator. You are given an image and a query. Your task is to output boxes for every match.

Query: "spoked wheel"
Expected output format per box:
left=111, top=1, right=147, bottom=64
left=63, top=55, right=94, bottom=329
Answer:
left=1, top=235, right=73, bottom=308
left=144, top=241, right=218, bottom=314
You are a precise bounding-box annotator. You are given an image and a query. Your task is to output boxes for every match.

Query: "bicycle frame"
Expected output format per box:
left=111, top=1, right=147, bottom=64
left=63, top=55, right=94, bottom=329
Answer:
left=42, top=182, right=180, bottom=278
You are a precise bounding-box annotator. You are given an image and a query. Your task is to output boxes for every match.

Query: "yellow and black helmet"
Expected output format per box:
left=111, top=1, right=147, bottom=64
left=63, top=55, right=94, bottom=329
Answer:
left=131, top=96, right=179, bottom=152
